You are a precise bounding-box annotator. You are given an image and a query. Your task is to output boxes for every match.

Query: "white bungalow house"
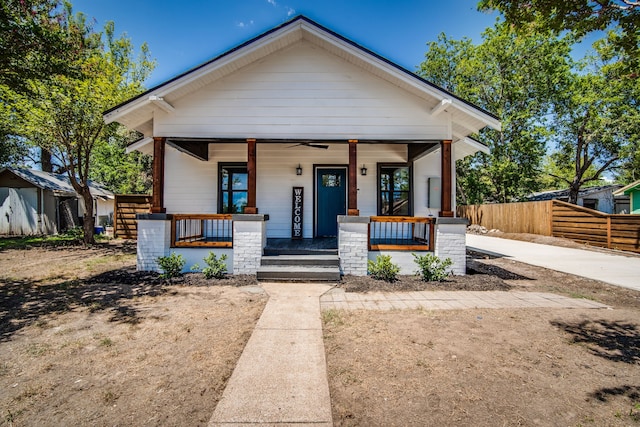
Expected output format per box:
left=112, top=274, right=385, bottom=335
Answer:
left=103, top=16, right=501, bottom=278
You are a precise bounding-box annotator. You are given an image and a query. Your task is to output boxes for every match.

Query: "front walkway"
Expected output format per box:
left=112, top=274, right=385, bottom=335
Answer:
left=209, top=282, right=333, bottom=427
left=320, top=288, right=608, bottom=310
left=467, top=234, right=640, bottom=292
left=210, top=282, right=609, bottom=426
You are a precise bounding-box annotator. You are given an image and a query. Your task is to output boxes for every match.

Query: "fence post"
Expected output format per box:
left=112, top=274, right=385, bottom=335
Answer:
left=607, top=216, right=612, bottom=249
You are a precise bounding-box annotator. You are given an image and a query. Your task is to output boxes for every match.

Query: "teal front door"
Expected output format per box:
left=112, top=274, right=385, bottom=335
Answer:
left=316, top=168, right=347, bottom=237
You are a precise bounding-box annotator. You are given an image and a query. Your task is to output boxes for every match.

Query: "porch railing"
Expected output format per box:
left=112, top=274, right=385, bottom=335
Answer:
left=171, top=214, right=233, bottom=247
left=368, top=216, right=435, bottom=251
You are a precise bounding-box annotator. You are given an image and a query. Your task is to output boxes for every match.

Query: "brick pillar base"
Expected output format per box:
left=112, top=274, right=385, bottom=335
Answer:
left=434, top=218, right=469, bottom=276
left=338, top=215, right=370, bottom=276
left=232, top=214, right=266, bottom=274
left=136, top=214, right=172, bottom=272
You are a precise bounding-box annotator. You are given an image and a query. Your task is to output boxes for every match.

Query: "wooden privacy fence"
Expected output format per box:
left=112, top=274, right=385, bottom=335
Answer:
left=457, top=201, right=554, bottom=236
left=114, top=194, right=152, bottom=239
left=458, top=200, right=640, bottom=253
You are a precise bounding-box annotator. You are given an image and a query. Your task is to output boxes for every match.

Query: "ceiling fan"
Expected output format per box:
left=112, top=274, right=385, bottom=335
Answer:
left=287, top=142, right=329, bottom=149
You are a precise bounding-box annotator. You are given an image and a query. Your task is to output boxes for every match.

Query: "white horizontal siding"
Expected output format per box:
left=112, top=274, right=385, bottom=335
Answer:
left=164, top=144, right=245, bottom=214
left=154, top=41, right=449, bottom=140
left=163, top=142, right=443, bottom=238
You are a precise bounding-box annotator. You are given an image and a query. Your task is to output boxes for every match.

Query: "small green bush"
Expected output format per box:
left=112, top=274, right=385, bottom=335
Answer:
left=413, top=253, right=453, bottom=282
left=156, top=252, right=186, bottom=279
left=202, top=252, right=228, bottom=279
left=367, top=254, right=400, bottom=282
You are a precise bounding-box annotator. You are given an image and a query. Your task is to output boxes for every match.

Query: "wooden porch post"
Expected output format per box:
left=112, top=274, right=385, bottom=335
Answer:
left=151, top=137, right=166, bottom=213
left=245, top=138, right=258, bottom=214
left=348, top=139, right=359, bottom=216
left=439, top=139, right=454, bottom=217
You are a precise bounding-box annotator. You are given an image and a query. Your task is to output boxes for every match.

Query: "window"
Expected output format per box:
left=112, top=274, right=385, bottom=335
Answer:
left=582, top=198, right=598, bottom=211
left=378, top=164, right=412, bottom=216
left=219, top=163, right=248, bottom=214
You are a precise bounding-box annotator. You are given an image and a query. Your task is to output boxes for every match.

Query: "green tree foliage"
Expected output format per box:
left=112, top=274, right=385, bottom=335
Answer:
left=548, top=41, right=640, bottom=203
left=478, top=0, right=640, bottom=72
left=21, top=6, right=154, bottom=244
left=539, top=153, right=608, bottom=190
left=90, top=128, right=152, bottom=195
left=0, top=0, right=81, bottom=92
left=418, top=23, right=573, bottom=203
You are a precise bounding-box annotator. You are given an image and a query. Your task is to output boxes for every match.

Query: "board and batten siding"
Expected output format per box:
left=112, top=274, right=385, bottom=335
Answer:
left=153, top=41, right=451, bottom=141
left=163, top=142, right=435, bottom=238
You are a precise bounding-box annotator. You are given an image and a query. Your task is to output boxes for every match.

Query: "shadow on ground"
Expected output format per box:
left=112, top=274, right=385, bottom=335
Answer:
left=0, top=266, right=166, bottom=342
left=551, top=319, right=640, bottom=364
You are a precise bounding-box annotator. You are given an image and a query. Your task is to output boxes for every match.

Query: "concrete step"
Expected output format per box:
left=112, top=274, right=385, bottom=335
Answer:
left=263, top=248, right=338, bottom=256
left=261, top=254, right=339, bottom=267
left=257, top=265, right=341, bottom=282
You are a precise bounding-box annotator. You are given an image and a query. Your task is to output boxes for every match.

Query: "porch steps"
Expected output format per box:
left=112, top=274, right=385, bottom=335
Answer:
left=257, top=254, right=341, bottom=282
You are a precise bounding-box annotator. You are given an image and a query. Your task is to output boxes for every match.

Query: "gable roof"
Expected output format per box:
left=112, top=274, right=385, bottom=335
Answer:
left=104, top=15, right=500, bottom=140
left=0, top=167, right=114, bottom=200
left=613, top=180, right=640, bottom=196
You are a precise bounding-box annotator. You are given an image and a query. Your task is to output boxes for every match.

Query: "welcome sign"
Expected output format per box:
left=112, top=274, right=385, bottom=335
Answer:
left=292, top=187, right=303, bottom=239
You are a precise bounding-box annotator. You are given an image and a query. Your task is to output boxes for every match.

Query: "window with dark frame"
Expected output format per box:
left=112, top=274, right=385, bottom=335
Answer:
left=378, top=164, right=412, bottom=216
left=218, top=163, right=248, bottom=214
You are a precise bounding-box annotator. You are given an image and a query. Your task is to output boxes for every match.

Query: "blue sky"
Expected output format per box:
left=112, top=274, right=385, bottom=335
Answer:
left=71, top=0, right=501, bottom=88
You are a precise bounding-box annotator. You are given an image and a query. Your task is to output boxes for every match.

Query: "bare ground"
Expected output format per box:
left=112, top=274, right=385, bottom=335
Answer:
left=1, top=237, right=639, bottom=427
left=0, top=241, right=266, bottom=426
left=324, top=247, right=640, bottom=427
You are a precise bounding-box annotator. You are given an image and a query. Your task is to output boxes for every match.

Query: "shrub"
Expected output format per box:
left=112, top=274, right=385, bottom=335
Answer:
left=156, top=252, right=186, bottom=279
left=202, top=252, right=228, bottom=279
left=367, top=254, right=400, bottom=282
left=413, top=253, right=453, bottom=282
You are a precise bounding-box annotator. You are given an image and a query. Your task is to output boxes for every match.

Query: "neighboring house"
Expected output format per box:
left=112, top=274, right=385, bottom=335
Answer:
left=0, top=167, right=114, bottom=235
left=103, top=16, right=501, bottom=276
left=527, top=185, right=627, bottom=214
left=613, top=180, right=640, bottom=214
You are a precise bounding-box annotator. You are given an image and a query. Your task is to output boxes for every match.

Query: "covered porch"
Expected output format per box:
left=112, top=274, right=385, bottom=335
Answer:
left=105, top=16, right=499, bottom=277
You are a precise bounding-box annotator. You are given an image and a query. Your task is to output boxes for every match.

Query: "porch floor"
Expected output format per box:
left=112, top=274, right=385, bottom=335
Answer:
left=264, top=238, right=337, bottom=256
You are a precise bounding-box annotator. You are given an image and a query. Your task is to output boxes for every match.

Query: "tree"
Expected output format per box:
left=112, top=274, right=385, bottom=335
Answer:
left=418, top=22, right=573, bottom=203
left=90, top=128, right=152, bottom=195
left=478, top=0, right=640, bottom=71
left=0, top=0, right=81, bottom=92
left=548, top=43, right=640, bottom=203
left=23, top=8, right=154, bottom=244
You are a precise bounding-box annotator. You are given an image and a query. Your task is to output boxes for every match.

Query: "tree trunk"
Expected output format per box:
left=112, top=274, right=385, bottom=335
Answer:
left=568, top=179, right=581, bottom=205
left=81, top=187, right=95, bottom=245
left=41, top=148, right=53, bottom=173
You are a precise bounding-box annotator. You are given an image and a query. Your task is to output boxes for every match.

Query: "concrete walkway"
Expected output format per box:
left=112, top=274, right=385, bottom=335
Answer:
left=320, top=288, right=608, bottom=310
left=210, top=278, right=611, bottom=425
left=209, top=282, right=333, bottom=427
left=467, top=234, right=640, bottom=292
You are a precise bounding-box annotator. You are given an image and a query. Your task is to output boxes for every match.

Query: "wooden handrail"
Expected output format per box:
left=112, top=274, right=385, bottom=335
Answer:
left=368, top=216, right=435, bottom=251
left=370, top=216, right=435, bottom=223
left=171, top=214, right=233, bottom=248
left=172, top=213, right=233, bottom=220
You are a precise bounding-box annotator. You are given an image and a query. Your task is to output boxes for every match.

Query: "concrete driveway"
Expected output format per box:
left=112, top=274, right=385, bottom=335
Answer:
left=467, top=234, right=640, bottom=292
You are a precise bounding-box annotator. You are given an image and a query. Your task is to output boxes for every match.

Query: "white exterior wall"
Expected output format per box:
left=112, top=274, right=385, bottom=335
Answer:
left=153, top=41, right=450, bottom=141
left=578, top=189, right=616, bottom=214
left=338, top=218, right=369, bottom=276
left=163, top=142, right=413, bottom=238
left=233, top=218, right=265, bottom=274
left=172, top=248, right=233, bottom=274
left=137, top=218, right=172, bottom=272
left=434, top=221, right=467, bottom=276
left=367, top=251, right=420, bottom=276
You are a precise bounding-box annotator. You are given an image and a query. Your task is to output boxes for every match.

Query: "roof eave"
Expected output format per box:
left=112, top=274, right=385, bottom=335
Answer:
left=104, top=15, right=501, bottom=133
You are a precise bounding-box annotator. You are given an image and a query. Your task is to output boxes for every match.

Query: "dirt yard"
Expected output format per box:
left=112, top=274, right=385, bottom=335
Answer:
left=324, top=251, right=640, bottom=427
left=1, top=238, right=639, bottom=427
left=0, top=241, right=266, bottom=426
